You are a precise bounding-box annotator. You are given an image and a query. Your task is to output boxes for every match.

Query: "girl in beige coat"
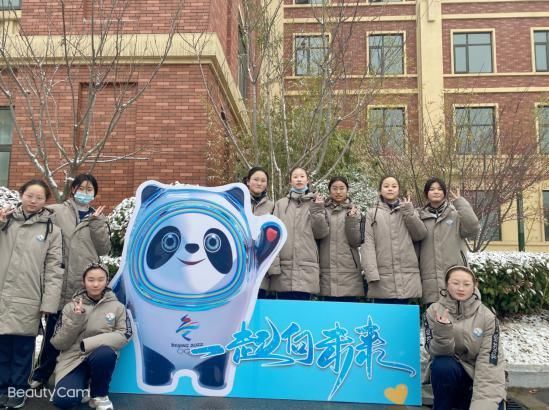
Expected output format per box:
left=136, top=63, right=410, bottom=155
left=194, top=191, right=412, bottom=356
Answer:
left=319, top=176, right=364, bottom=302
left=361, top=176, right=426, bottom=303
left=0, top=179, right=63, bottom=409
left=269, top=167, right=329, bottom=300
left=32, top=174, right=111, bottom=389
left=51, top=263, right=131, bottom=410
left=244, top=167, right=276, bottom=299
left=424, top=265, right=505, bottom=410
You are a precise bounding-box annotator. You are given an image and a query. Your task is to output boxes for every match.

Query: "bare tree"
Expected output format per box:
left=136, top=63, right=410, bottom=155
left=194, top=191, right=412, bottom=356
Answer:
left=185, top=0, right=395, bottom=198
left=357, top=97, right=549, bottom=251
left=0, top=0, right=184, bottom=201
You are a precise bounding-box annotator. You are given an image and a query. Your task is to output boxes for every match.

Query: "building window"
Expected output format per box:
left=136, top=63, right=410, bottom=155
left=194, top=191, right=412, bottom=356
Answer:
left=295, top=0, right=326, bottom=4
left=539, top=106, right=549, bottom=154
left=0, top=108, right=14, bottom=187
left=295, top=35, right=328, bottom=76
left=534, top=31, right=549, bottom=72
left=453, top=32, right=493, bottom=73
left=467, top=190, right=501, bottom=241
left=543, top=191, right=549, bottom=241
left=238, top=26, right=248, bottom=99
left=368, top=107, right=405, bottom=153
left=0, top=0, right=20, bottom=9
left=454, top=107, right=495, bottom=154
left=368, top=34, right=404, bottom=75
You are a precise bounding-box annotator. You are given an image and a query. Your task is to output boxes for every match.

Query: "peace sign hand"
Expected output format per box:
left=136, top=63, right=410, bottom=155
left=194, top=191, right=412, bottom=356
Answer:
left=348, top=206, right=359, bottom=217
left=449, top=188, right=461, bottom=201
left=0, top=206, right=15, bottom=222
left=93, top=206, right=105, bottom=218
left=436, top=308, right=451, bottom=324
left=401, top=193, right=413, bottom=205
left=73, top=297, right=85, bottom=315
left=313, top=194, right=325, bottom=204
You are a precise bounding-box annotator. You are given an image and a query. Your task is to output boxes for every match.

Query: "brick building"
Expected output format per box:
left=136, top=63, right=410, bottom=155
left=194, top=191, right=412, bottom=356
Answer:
left=284, top=0, right=549, bottom=251
left=0, top=0, right=248, bottom=209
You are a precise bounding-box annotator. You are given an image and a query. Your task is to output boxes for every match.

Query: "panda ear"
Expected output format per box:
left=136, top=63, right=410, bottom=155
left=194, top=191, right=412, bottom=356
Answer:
left=255, top=223, right=281, bottom=268
left=224, top=186, right=246, bottom=211
left=140, top=183, right=163, bottom=204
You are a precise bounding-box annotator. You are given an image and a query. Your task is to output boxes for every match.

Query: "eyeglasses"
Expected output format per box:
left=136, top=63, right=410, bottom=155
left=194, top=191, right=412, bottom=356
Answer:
left=22, top=193, right=46, bottom=201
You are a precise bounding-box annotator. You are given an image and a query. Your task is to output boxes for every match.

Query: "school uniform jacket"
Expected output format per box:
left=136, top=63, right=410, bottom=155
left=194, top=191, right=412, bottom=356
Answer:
left=319, top=198, right=364, bottom=297
left=418, top=197, right=480, bottom=304
left=50, top=199, right=111, bottom=311
left=361, top=200, right=427, bottom=299
left=424, top=289, right=506, bottom=410
left=51, top=289, right=131, bottom=383
left=268, top=191, right=329, bottom=294
left=0, top=206, right=63, bottom=336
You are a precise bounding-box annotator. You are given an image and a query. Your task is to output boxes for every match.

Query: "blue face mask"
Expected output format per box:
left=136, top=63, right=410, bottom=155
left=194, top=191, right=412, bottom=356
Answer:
left=74, top=192, right=94, bottom=205
left=290, top=186, right=308, bottom=194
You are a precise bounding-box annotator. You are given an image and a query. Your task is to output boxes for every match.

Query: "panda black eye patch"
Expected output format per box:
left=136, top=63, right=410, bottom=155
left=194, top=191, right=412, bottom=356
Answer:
left=147, top=226, right=181, bottom=269
left=203, top=228, right=232, bottom=274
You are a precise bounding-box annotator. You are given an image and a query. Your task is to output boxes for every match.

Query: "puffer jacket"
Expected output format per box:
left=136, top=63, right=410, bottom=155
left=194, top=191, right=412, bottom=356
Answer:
left=319, top=198, right=364, bottom=297
left=424, top=289, right=506, bottom=410
left=50, top=199, right=111, bottom=311
left=0, top=206, right=63, bottom=336
left=251, top=194, right=275, bottom=291
left=361, top=200, right=427, bottom=299
left=269, top=191, right=329, bottom=294
left=419, top=197, right=480, bottom=304
left=51, top=288, right=131, bottom=383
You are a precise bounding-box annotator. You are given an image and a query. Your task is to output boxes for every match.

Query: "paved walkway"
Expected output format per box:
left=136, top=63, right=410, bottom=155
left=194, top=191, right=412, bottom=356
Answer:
left=19, top=388, right=549, bottom=409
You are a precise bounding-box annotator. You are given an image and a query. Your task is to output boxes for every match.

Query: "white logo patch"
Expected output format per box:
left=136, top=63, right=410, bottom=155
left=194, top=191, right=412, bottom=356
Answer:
left=105, top=312, right=115, bottom=325
left=472, top=327, right=483, bottom=338
left=36, top=234, right=45, bottom=242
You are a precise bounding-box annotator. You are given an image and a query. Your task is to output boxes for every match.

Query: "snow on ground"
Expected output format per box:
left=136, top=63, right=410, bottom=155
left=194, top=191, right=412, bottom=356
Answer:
left=500, top=310, right=549, bottom=366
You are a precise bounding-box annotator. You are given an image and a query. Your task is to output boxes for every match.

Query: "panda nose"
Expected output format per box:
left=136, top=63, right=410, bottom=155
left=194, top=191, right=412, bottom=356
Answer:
left=185, top=243, right=199, bottom=254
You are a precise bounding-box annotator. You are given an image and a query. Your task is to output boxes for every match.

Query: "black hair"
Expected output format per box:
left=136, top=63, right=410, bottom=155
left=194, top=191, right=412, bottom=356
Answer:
left=19, top=179, right=51, bottom=200
left=328, top=176, right=349, bottom=191
left=82, top=262, right=109, bottom=279
left=71, top=174, right=99, bottom=197
left=246, top=167, right=269, bottom=184
left=444, top=265, right=477, bottom=284
left=424, top=177, right=447, bottom=198
left=378, top=175, right=401, bottom=191
left=289, top=166, right=309, bottom=181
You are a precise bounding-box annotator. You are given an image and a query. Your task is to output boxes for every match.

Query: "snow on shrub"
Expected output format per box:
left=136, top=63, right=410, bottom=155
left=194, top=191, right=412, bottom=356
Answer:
left=107, top=197, right=135, bottom=257
left=0, top=186, right=20, bottom=208
left=469, top=251, right=549, bottom=316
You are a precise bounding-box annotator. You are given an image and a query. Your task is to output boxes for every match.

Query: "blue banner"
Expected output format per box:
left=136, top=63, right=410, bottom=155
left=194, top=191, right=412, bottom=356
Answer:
left=110, top=300, right=421, bottom=406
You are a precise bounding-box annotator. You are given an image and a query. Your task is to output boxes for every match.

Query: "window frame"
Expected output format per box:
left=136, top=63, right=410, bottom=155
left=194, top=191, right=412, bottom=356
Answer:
left=453, top=105, right=497, bottom=155
left=0, top=0, right=21, bottom=10
left=542, top=190, right=549, bottom=242
left=451, top=30, right=495, bottom=74
left=367, top=105, right=407, bottom=154
left=465, top=189, right=502, bottom=242
left=536, top=104, right=549, bottom=154
left=367, top=32, right=406, bottom=76
left=293, top=33, right=330, bottom=77
left=0, top=107, right=14, bottom=187
left=532, top=29, right=549, bottom=73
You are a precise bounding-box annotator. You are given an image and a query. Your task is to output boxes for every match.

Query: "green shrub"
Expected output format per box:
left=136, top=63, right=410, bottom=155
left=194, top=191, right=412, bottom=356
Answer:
left=469, top=252, right=549, bottom=316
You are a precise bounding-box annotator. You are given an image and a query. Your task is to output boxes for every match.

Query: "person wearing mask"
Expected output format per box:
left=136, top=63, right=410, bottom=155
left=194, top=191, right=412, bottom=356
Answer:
left=32, top=174, right=111, bottom=390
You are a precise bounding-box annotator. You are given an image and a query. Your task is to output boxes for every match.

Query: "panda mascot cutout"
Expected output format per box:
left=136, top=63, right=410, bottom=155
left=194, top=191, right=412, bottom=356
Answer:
left=110, top=181, right=286, bottom=396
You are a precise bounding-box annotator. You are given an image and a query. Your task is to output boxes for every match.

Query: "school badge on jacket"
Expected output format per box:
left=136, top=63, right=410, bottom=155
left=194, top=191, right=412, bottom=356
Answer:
left=110, top=181, right=286, bottom=396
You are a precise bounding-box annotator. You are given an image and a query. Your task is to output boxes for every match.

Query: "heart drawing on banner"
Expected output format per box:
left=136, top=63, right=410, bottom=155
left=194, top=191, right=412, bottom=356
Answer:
left=384, top=384, right=408, bottom=404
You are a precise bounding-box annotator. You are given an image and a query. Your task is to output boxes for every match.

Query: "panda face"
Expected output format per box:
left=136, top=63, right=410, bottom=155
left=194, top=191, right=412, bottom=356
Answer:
left=144, top=213, right=238, bottom=295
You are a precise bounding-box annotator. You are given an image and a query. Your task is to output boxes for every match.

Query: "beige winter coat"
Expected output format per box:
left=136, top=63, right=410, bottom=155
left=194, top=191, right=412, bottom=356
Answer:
left=50, top=199, right=111, bottom=311
left=319, top=199, right=364, bottom=297
left=51, top=289, right=131, bottom=383
left=251, top=195, right=275, bottom=291
left=424, top=290, right=506, bottom=410
left=361, top=200, right=427, bottom=299
left=269, top=191, right=329, bottom=294
left=419, top=197, right=480, bottom=304
left=0, top=206, right=63, bottom=336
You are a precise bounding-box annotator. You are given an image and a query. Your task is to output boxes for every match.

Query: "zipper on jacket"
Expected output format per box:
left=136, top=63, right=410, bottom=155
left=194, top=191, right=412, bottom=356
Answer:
left=350, top=247, right=358, bottom=268
left=460, top=250, right=468, bottom=266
